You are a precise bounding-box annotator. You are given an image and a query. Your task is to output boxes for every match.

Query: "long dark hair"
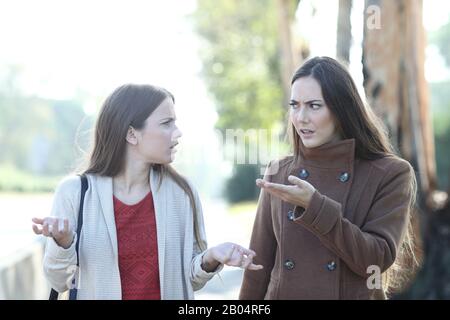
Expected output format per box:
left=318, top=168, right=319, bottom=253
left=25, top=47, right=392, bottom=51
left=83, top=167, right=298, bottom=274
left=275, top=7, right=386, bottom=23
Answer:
left=290, top=56, right=393, bottom=161
left=83, top=84, right=206, bottom=251
left=289, top=56, right=418, bottom=295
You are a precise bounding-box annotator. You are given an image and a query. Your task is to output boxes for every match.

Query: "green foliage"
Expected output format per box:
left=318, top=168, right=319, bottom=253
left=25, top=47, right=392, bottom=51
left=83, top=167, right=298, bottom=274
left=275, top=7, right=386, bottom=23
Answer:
left=430, top=81, right=450, bottom=136
left=192, top=0, right=284, bottom=132
left=435, top=134, right=450, bottom=191
left=431, top=19, right=450, bottom=67
left=0, top=65, right=91, bottom=191
left=430, top=80, right=450, bottom=191
left=0, top=94, right=87, bottom=174
left=225, top=164, right=260, bottom=203
left=429, top=18, right=450, bottom=190
left=0, top=164, right=61, bottom=192
left=193, top=0, right=290, bottom=203
left=227, top=200, right=258, bottom=216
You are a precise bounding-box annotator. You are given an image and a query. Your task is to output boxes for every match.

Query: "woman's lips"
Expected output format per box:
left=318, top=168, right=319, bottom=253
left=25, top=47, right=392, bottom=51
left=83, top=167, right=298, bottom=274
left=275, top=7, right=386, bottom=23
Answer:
left=170, top=142, right=178, bottom=152
left=300, top=129, right=315, bottom=138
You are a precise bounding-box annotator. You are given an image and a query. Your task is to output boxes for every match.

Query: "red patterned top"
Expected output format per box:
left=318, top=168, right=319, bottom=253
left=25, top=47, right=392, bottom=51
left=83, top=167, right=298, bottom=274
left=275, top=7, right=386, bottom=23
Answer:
left=113, top=191, right=161, bottom=300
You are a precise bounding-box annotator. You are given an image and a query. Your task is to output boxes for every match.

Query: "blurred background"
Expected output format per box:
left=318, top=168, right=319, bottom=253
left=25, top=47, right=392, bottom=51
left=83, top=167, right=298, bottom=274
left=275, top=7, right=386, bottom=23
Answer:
left=0, top=0, right=449, bottom=299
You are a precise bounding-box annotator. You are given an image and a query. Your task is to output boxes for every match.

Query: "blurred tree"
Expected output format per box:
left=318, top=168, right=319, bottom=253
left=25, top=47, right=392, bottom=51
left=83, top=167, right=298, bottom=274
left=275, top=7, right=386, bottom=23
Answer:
left=363, top=0, right=436, bottom=195
left=0, top=95, right=86, bottom=175
left=394, top=191, right=450, bottom=299
left=276, top=0, right=302, bottom=105
left=0, top=65, right=88, bottom=191
left=362, top=0, right=435, bottom=295
left=225, top=164, right=260, bottom=203
left=397, top=15, right=450, bottom=294
left=193, top=0, right=294, bottom=202
left=193, top=0, right=284, bottom=132
left=337, top=0, right=353, bottom=64
left=430, top=19, right=450, bottom=191
left=430, top=81, right=450, bottom=191
left=46, top=100, right=90, bottom=175
left=432, top=19, right=450, bottom=67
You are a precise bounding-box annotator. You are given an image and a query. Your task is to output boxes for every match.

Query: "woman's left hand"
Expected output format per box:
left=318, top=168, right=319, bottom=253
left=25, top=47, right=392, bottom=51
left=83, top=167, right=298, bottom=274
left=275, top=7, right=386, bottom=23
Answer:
left=202, top=242, right=263, bottom=272
left=257, top=175, right=316, bottom=208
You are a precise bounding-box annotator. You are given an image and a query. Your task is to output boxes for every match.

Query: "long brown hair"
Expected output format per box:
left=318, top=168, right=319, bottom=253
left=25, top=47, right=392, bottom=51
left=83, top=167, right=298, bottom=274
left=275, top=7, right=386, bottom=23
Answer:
left=289, top=56, right=419, bottom=295
left=83, top=84, right=206, bottom=251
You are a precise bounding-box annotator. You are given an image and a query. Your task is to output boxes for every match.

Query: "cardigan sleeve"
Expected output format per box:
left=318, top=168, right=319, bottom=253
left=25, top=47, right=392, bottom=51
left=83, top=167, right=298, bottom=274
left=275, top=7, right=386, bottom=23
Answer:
left=293, top=159, right=414, bottom=278
left=189, top=186, right=223, bottom=291
left=43, top=176, right=81, bottom=293
left=239, top=162, right=277, bottom=300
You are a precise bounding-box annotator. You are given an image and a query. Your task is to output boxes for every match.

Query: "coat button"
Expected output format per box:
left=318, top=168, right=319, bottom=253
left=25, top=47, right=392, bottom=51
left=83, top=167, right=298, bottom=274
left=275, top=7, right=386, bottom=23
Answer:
left=284, top=259, right=295, bottom=270
left=339, top=172, right=350, bottom=182
left=299, top=169, right=309, bottom=179
left=287, top=210, right=295, bottom=221
left=327, top=261, right=337, bottom=271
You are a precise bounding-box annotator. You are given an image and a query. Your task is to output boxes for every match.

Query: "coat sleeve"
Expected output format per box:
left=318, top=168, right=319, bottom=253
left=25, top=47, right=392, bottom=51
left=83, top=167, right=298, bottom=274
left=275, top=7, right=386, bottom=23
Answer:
left=43, top=176, right=81, bottom=293
left=189, top=187, right=224, bottom=291
left=293, top=159, right=414, bottom=278
left=239, top=162, right=278, bottom=300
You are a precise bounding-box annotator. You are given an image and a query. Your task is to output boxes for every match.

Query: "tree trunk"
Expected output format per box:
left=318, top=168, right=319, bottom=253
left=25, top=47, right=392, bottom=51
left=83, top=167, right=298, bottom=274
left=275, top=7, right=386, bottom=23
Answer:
left=362, top=0, right=436, bottom=195
left=394, top=192, right=450, bottom=299
left=337, top=0, right=352, bottom=65
left=362, top=0, right=442, bottom=298
left=276, top=0, right=301, bottom=108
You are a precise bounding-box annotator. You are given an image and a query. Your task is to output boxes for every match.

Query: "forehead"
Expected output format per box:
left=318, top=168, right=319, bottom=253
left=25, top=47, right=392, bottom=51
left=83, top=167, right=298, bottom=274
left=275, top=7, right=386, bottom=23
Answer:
left=149, top=97, right=175, bottom=119
left=291, top=76, right=323, bottom=101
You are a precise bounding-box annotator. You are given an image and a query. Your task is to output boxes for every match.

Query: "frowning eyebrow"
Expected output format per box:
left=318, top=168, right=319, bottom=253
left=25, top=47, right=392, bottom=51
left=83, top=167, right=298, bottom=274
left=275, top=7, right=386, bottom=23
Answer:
left=160, top=117, right=176, bottom=122
left=289, top=99, right=323, bottom=104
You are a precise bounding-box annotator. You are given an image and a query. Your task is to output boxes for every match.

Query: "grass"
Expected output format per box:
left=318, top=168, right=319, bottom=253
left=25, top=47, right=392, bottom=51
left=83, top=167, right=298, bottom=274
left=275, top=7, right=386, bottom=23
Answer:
left=0, top=164, right=61, bottom=193
left=227, top=200, right=258, bottom=216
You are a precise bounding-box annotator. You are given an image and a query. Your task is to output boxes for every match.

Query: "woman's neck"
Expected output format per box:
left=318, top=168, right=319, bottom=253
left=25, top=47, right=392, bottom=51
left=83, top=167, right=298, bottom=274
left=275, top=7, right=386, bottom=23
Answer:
left=113, top=160, right=150, bottom=195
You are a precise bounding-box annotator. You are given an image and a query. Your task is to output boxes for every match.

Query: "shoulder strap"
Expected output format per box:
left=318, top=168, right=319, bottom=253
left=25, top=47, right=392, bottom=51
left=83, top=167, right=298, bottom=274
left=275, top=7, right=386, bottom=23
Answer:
left=50, top=174, right=88, bottom=300
left=68, top=174, right=88, bottom=300
left=75, top=174, right=88, bottom=260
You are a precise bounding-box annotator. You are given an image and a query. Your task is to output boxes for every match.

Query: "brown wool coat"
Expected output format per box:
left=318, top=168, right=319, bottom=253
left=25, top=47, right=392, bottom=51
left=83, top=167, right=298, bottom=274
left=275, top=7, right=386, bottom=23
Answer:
left=239, top=139, right=414, bottom=300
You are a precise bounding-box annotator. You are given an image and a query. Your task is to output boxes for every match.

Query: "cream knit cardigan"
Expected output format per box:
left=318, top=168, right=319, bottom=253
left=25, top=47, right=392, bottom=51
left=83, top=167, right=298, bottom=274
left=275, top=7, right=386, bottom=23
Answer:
left=43, top=168, right=221, bottom=299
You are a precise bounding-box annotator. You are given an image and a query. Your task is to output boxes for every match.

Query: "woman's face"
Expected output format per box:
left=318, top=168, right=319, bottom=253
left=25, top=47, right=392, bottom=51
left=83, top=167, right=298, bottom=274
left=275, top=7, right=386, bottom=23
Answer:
left=133, top=97, right=182, bottom=164
left=290, top=76, right=341, bottom=148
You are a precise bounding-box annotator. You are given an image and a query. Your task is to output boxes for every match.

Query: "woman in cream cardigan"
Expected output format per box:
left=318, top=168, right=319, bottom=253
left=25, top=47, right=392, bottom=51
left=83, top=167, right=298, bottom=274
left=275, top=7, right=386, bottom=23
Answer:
left=32, top=84, right=262, bottom=299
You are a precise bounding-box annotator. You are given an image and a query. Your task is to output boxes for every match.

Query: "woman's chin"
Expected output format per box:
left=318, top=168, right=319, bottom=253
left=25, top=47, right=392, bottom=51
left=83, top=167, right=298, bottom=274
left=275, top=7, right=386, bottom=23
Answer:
left=301, top=138, right=320, bottom=148
left=160, top=150, right=177, bottom=164
left=168, top=153, right=176, bottom=163
left=151, top=156, right=174, bottom=165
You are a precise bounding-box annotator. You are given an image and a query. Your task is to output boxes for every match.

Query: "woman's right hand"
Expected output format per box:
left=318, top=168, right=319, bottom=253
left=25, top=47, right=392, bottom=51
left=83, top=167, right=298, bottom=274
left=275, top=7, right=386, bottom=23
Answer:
left=202, top=242, right=263, bottom=272
left=32, top=217, right=74, bottom=249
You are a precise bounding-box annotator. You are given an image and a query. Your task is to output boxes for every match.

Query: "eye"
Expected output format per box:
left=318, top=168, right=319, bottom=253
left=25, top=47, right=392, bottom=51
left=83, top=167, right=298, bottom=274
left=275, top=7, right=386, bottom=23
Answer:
left=289, top=102, right=298, bottom=109
left=161, top=120, right=172, bottom=126
left=310, top=103, right=322, bottom=110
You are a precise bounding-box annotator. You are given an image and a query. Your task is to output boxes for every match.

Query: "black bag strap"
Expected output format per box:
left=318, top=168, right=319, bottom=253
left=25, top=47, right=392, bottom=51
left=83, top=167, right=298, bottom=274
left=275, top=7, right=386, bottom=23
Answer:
left=49, top=174, right=88, bottom=300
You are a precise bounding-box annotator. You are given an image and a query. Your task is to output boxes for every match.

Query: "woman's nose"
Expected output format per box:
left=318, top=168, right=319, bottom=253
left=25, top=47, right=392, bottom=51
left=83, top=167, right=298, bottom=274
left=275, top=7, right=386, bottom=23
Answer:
left=296, top=105, right=309, bottom=123
left=174, top=127, right=183, bottom=139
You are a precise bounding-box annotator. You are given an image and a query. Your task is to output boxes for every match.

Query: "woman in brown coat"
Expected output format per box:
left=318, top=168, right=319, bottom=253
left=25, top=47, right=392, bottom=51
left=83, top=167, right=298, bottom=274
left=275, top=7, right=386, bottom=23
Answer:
left=239, top=56, right=417, bottom=300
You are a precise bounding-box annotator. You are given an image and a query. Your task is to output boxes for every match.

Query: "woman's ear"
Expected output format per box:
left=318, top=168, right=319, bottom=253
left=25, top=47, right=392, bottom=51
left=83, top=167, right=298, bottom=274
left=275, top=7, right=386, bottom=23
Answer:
left=126, top=126, right=138, bottom=145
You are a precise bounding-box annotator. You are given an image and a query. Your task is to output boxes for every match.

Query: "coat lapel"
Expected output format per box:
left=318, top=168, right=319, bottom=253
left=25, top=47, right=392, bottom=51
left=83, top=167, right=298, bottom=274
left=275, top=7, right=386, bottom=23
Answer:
left=94, top=175, right=119, bottom=257
left=150, top=168, right=167, bottom=298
